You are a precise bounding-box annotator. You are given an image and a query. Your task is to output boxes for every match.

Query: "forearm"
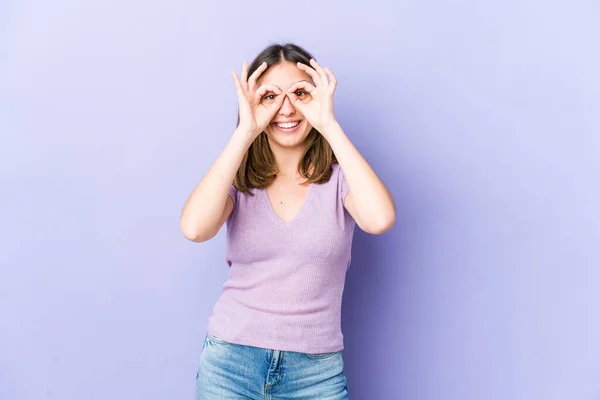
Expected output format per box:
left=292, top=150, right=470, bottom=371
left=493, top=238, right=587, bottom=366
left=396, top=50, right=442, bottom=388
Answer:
left=323, top=122, right=396, bottom=231
left=180, top=129, right=254, bottom=240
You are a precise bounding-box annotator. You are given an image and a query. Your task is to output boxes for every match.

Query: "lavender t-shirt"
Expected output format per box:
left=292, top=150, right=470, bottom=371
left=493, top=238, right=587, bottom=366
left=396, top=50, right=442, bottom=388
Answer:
left=206, top=163, right=356, bottom=353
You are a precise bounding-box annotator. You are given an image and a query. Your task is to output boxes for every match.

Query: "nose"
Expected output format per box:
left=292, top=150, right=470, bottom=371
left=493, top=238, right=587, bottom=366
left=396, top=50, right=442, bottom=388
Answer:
left=278, top=95, right=296, bottom=116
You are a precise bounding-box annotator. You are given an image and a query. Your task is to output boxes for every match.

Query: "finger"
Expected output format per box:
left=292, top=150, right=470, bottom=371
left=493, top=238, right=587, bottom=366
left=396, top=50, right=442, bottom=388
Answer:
left=255, top=85, right=282, bottom=105
left=324, top=67, right=337, bottom=93
left=231, top=71, right=245, bottom=99
left=268, top=92, right=286, bottom=111
left=248, top=61, right=268, bottom=92
left=257, top=93, right=284, bottom=126
left=296, top=62, right=321, bottom=87
left=309, top=59, right=328, bottom=86
left=286, top=91, right=306, bottom=112
left=255, top=84, right=282, bottom=98
left=240, top=62, right=249, bottom=92
left=232, top=71, right=251, bottom=113
left=288, top=80, right=316, bottom=94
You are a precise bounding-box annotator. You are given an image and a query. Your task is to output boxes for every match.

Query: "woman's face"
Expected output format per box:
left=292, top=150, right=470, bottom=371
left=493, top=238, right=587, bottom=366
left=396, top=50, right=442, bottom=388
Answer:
left=257, top=61, right=314, bottom=150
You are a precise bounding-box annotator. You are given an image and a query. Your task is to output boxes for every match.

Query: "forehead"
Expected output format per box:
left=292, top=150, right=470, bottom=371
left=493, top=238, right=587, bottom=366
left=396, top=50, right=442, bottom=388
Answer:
left=257, top=61, right=312, bottom=87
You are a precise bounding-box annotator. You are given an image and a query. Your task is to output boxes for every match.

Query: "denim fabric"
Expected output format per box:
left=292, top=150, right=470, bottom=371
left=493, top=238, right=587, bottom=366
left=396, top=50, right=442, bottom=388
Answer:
left=195, top=332, right=350, bottom=399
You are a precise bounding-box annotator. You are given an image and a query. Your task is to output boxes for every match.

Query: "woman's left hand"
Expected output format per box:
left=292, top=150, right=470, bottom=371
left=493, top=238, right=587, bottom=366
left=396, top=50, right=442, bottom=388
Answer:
left=287, top=59, right=338, bottom=134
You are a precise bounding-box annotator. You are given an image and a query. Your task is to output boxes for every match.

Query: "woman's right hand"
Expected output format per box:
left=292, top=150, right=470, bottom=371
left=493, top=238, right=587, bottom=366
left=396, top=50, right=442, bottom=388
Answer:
left=231, top=61, right=284, bottom=138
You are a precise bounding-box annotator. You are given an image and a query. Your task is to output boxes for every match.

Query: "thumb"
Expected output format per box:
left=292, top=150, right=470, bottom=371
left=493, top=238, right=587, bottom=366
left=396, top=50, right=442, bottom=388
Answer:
left=266, top=93, right=285, bottom=116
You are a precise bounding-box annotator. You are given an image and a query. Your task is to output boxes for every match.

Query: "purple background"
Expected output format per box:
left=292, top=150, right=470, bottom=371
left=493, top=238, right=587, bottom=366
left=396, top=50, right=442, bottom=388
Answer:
left=2, top=1, right=599, bottom=399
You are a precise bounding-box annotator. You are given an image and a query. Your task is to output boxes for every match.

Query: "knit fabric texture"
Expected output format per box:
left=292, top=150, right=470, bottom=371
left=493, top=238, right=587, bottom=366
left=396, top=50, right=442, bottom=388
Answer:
left=206, top=163, right=356, bottom=353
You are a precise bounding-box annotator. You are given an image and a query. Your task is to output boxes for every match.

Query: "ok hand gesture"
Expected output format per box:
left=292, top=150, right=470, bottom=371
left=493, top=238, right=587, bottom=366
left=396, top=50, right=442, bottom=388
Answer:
left=287, top=59, right=338, bottom=134
left=231, top=61, right=285, bottom=138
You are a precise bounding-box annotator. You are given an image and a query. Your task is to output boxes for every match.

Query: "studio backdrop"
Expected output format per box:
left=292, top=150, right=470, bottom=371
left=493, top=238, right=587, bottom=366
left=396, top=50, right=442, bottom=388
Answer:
left=1, top=0, right=599, bottom=399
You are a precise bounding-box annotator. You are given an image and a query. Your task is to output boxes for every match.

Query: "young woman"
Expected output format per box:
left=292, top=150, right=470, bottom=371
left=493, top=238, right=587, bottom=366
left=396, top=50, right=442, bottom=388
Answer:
left=181, top=43, right=395, bottom=399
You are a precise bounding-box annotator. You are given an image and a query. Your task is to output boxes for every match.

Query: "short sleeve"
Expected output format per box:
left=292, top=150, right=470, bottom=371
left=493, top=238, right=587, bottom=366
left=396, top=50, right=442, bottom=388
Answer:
left=338, top=164, right=350, bottom=202
left=228, top=183, right=238, bottom=209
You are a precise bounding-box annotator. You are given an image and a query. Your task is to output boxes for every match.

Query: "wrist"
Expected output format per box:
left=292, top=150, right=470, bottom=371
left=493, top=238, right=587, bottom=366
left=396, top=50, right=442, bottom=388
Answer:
left=317, top=120, right=340, bottom=136
left=233, top=127, right=259, bottom=146
left=234, top=126, right=258, bottom=138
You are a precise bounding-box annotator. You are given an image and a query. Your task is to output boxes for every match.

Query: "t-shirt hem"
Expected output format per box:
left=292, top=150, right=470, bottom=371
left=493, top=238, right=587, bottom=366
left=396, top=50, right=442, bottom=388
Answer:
left=207, top=328, right=344, bottom=354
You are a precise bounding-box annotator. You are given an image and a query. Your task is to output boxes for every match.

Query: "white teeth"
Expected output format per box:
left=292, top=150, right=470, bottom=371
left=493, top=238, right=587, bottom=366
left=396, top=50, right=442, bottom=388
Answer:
left=276, top=121, right=300, bottom=129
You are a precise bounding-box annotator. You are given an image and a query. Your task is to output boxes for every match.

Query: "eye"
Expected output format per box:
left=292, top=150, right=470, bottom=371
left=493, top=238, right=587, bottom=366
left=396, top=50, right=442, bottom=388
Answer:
left=294, top=90, right=308, bottom=98
left=261, top=92, right=280, bottom=103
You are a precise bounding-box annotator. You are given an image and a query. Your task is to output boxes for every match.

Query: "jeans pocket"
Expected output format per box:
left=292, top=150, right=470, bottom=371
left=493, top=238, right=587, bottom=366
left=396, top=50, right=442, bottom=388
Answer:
left=206, top=332, right=231, bottom=346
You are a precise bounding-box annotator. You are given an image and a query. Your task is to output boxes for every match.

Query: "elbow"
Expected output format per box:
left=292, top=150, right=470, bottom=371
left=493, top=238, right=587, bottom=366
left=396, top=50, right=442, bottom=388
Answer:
left=180, top=220, right=215, bottom=243
left=365, top=211, right=396, bottom=235
left=181, top=230, right=204, bottom=243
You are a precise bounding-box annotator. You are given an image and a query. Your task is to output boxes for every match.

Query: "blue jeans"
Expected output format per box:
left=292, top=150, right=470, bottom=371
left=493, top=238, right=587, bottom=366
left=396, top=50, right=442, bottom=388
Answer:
left=195, top=332, right=350, bottom=399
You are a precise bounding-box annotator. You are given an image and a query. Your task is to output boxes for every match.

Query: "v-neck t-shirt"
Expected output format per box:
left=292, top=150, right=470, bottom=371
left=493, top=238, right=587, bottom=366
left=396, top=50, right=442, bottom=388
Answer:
left=206, top=163, right=356, bottom=353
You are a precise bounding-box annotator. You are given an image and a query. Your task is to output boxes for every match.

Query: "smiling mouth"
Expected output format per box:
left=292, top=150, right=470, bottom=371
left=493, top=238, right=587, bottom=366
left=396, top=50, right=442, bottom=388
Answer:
left=273, top=120, right=301, bottom=129
left=272, top=120, right=303, bottom=133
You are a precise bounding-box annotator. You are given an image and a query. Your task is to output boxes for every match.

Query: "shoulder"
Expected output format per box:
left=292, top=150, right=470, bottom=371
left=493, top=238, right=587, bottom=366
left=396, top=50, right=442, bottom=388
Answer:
left=228, top=184, right=238, bottom=204
left=331, top=162, right=344, bottom=179
left=316, top=163, right=344, bottom=190
left=331, top=162, right=347, bottom=184
left=330, top=163, right=350, bottom=204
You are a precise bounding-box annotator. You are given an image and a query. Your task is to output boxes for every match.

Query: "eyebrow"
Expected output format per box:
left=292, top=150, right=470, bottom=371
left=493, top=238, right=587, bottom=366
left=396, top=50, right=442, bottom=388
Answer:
left=259, top=78, right=313, bottom=89
left=263, top=86, right=282, bottom=92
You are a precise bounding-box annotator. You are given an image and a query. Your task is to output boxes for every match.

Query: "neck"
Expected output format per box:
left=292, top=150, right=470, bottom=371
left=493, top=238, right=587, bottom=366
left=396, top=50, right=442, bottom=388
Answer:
left=270, top=144, right=305, bottom=177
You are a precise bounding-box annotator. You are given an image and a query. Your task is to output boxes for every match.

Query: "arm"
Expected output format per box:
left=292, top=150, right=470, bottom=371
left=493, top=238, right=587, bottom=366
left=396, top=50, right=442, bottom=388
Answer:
left=180, top=129, right=253, bottom=242
left=324, top=122, right=396, bottom=234
left=288, top=59, right=396, bottom=234
left=180, top=61, right=285, bottom=242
